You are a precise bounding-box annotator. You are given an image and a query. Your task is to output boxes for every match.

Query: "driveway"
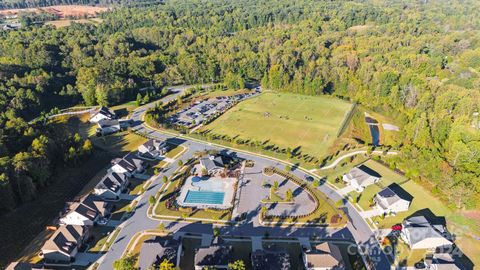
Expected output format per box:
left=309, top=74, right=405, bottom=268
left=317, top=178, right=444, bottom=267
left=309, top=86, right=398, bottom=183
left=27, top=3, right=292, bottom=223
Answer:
left=337, top=185, right=355, bottom=196
left=360, top=209, right=382, bottom=218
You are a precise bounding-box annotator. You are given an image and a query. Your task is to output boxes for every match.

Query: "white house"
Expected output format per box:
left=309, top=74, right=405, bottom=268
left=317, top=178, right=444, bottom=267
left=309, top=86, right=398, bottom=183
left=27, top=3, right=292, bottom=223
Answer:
left=138, top=139, right=169, bottom=160
left=110, top=152, right=145, bottom=177
left=374, top=186, right=412, bottom=215
left=94, top=172, right=128, bottom=200
left=343, top=165, right=381, bottom=192
left=59, top=194, right=108, bottom=226
left=199, top=155, right=225, bottom=175
left=41, top=225, right=89, bottom=265
left=401, top=216, right=453, bottom=250
left=303, top=242, right=345, bottom=270
left=90, top=106, right=116, bottom=123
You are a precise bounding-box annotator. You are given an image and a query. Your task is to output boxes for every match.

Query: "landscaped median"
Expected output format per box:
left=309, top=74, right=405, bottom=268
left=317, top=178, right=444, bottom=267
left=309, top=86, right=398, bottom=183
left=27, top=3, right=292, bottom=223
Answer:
left=260, top=167, right=347, bottom=227
left=148, top=161, right=232, bottom=224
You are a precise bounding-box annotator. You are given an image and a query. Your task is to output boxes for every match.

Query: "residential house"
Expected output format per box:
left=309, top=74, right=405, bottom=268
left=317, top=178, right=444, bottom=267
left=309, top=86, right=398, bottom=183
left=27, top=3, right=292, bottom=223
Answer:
left=96, top=119, right=121, bottom=136
left=401, top=216, right=453, bottom=250
left=90, top=106, right=116, bottom=123
left=199, top=155, right=225, bottom=175
left=343, top=165, right=381, bottom=192
left=59, top=194, right=108, bottom=226
left=194, top=244, right=234, bottom=270
left=138, top=237, right=180, bottom=270
left=374, top=184, right=412, bottom=215
left=303, top=242, right=345, bottom=270
left=138, top=139, right=169, bottom=160
left=110, top=152, right=146, bottom=177
left=40, top=225, right=89, bottom=264
left=94, top=171, right=128, bottom=200
left=251, top=249, right=291, bottom=270
left=425, top=253, right=464, bottom=270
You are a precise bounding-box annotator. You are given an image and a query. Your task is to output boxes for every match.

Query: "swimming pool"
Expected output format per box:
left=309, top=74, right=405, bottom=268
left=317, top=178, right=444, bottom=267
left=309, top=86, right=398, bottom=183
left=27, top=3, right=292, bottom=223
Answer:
left=183, top=190, right=225, bottom=205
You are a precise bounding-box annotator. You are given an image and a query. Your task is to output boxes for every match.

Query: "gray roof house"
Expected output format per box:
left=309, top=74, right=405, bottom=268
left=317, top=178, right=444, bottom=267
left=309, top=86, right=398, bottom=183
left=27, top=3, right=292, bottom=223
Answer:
left=374, top=185, right=412, bottom=214
left=343, top=165, right=381, bottom=192
left=111, top=152, right=146, bottom=177
left=138, top=139, right=169, bottom=160
left=94, top=171, right=128, bottom=200
left=194, top=244, right=234, bottom=270
left=41, top=225, right=89, bottom=264
left=251, top=249, right=291, bottom=270
left=401, top=216, right=453, bottom=250
left=303, top=242, right=345, bottom=270
left=199, top=155, right=225, bottom=175
left=90, top=106, right=117, bottom=123
left=138, top=237, right=180, bottom=270
left=59, top=194, right=108, bottom=226
left=96, top=119, right=121, bottom=136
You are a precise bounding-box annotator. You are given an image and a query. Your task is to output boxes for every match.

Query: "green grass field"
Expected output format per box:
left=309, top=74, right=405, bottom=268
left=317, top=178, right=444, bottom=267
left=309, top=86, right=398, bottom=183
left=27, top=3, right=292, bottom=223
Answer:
left=200, top=92, right=353, bottom=158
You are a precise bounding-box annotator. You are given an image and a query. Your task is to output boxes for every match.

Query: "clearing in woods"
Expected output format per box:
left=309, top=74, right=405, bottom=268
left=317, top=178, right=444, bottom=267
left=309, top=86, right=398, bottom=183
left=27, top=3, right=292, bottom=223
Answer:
left=0, top=5, right=108, bottom=18
left=200, top=92, right=353, bottom=158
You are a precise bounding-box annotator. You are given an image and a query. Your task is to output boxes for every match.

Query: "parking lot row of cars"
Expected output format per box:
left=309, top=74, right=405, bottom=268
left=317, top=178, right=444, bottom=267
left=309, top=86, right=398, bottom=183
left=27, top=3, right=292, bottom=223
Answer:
left=167, top=88, right=261, bottom=129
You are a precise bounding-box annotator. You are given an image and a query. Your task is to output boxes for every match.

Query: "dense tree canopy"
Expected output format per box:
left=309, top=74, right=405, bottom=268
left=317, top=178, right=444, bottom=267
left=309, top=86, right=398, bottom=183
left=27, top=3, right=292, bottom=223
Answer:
left=0, top=0, right=162, bottom=9
left=0, top=0, right=479, bottom=210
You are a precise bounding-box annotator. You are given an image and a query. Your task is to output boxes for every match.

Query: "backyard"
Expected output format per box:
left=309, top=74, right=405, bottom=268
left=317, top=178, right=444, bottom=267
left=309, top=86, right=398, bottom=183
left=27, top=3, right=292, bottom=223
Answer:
left=199, top=92, right=353, bottom=159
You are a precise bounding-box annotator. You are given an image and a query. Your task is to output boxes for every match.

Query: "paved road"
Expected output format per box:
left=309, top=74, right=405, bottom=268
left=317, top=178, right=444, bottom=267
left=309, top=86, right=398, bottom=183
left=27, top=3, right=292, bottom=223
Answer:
left=96, top=86, right=391, bottom=270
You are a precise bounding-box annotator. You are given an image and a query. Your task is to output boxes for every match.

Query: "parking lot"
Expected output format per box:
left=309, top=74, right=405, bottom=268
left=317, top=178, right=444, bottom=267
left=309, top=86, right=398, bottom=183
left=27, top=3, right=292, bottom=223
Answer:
left=167, top=89, right=260, bottom=129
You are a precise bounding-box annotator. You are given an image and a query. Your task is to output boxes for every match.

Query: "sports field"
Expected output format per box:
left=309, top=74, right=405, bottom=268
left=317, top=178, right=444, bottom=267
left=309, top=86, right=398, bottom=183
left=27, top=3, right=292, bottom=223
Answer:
left=201, top=92, right=353, bottom=158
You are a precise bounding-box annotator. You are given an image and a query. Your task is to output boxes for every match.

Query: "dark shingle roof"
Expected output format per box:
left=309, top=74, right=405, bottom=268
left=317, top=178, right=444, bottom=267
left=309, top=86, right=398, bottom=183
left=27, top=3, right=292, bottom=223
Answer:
left=42, top=225, right=85, bottom=255
left=199, top=155, right=225, bottom=172
left=138, top=237, right=179, bottom=269
left=251, top=249, right=291, bottom=270
left=194, top=245, right=233, bottom=267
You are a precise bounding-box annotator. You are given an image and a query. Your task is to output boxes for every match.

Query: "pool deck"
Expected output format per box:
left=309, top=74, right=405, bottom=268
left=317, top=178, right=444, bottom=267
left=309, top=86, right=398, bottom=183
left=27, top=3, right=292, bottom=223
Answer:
left=176, top=175, right=237, bottom=209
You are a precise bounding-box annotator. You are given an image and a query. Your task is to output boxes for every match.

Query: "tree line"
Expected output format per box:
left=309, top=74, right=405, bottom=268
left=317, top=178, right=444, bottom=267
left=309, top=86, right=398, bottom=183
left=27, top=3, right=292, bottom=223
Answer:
left=0, top=0, right=478, bottom=211
left=0, top=0, right=163, bottom=10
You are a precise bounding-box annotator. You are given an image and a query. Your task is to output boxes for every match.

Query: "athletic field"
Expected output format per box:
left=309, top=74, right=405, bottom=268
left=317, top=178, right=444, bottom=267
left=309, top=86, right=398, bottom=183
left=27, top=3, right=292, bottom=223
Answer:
left=200, top=92, right=353, bottom=158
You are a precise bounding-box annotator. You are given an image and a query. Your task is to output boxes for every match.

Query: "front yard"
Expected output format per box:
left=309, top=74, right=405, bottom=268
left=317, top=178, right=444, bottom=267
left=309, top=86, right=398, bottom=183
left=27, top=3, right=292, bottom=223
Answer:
left=110, top=200, right=132, bottom=221
left=88, top=226, right=115, bottom=252
left=165, top=144, right=187, bottom=159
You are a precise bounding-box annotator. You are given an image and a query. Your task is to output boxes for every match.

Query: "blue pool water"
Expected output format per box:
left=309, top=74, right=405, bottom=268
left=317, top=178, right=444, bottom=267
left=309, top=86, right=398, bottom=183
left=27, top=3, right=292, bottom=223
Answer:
left=184, top=190, right=225, bottom=204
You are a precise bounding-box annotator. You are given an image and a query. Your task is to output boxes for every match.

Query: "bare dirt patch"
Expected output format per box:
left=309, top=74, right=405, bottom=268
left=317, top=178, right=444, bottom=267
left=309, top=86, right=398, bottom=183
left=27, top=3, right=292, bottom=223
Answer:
left=0, top=5, right=108, bottom=18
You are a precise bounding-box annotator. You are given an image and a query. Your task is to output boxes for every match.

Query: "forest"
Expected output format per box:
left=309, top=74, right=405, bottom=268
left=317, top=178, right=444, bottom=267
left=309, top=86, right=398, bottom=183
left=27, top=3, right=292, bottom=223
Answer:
left=0, top=0, right=162, bottom=9
left=0, top=0, right=479, bottom=212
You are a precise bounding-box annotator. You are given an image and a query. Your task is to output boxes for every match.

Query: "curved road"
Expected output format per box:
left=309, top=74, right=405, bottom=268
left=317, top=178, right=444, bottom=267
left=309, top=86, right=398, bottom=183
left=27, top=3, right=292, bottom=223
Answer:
left=96, top=86, right=390, bottom=270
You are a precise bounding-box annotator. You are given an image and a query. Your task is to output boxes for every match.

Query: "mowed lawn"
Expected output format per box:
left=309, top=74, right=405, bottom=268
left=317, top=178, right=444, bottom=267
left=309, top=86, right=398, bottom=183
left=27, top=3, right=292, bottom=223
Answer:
left=201, top=92, right=353, bottom=158
left=350, top=160, right=452, bottom=229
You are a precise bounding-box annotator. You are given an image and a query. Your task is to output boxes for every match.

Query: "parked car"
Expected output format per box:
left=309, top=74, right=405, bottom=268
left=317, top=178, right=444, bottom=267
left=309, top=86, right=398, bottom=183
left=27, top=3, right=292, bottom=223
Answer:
left=97, top=218, right=108, bottom=226
left=391, top=224, right=402, bottom=231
